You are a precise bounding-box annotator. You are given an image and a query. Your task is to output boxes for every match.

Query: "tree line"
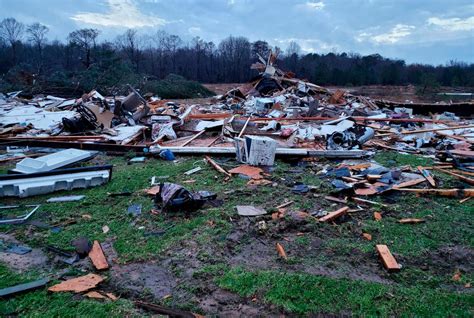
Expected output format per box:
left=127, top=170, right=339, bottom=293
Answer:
left=0, top=17, right=473, bottom=96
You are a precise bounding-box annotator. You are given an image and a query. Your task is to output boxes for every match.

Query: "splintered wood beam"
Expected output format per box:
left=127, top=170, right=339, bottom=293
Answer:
left=204, top=156, right=231, bottom=177
left=376, top=245, right=400, bottom=271
left=417, top=166, right=436, bottom=187
left=395, top=188, right=474, bottom=197
left=319, top=206, right=349, bottom=222
left=392, top=178, right=426, bottom=189
left=433, top=167, right=474, bottom=185
left=180, top=130, right=206, bottom=147
left=237, top=116, right=251, bottom=138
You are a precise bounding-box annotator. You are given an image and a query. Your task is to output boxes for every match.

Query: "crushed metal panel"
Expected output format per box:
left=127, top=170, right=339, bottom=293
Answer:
left=0, top=165, right=112, bottom=198
left=14, top=148, right=93, bottom=174
left=0, top=204, right=40, bottom=224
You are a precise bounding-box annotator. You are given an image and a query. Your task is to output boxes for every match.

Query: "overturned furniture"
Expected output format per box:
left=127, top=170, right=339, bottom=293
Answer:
left=235, top=135, right=277, bottom=166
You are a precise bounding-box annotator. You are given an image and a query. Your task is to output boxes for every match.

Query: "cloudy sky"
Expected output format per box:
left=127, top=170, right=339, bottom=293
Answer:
left=1, top=0, right=473, bottom=65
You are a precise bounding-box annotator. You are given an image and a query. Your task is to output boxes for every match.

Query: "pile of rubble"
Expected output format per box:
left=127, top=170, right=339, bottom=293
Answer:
left=0, top=52, right=473, bottom=199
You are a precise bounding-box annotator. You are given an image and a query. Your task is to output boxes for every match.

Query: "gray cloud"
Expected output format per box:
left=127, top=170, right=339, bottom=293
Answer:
left=0, top=0, right=472, bottom=65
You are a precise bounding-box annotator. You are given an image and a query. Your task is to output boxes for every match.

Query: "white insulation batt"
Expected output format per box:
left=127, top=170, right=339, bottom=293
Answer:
left=0, top=105, right=77, bottom=130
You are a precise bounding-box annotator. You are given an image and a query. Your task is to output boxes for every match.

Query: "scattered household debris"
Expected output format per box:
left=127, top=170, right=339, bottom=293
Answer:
left=48, top=274, right=104, bottom=293
left=88, top=241, right=109, bottom=270
left=0, top=205, right=41, bottom=225
left=0, top=165, right=113, bottom=197
left=13, top=149, right=95, bottom=174
left=236, top=205, right=267, bottom=216
left=376, top=245, right=401, bottom=272
left=0, top=278, right=50, bottom=298
left=47, top=195, right=85, bottom=203
left=154, top=183, right=215, bottom=213
left=0, top=54, right=473, bottom=314
left=276, top=243, right=288, bottom=260
left=127, top=204, right=142, bottom=217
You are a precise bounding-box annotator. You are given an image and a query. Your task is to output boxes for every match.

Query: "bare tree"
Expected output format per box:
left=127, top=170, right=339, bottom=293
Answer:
left=116, top=29, right=142, bottom=72
left=68, top=28, right=100, bottom=68
left=286, top=41, right=301, bottom=57
left=0, top=18, right=25, bottom=62
left=26, top=22, right=49, bottom=72
left=27, top=23, right=49, bottom=53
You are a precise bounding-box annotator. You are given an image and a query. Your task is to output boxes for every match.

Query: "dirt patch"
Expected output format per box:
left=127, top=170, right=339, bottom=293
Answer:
left=0, top=233, right=49, bottom=272
left=110, top=262, right=177, bottom=299
left=409, top=245, right=474, bottom=274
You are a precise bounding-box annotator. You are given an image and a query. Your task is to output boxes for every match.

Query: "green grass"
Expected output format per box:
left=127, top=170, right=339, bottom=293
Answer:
left=1, top=152, right=473, bottom=316
left=218, top=267, right=474, bottom=316
left=374, top=151, right=433, bottom=168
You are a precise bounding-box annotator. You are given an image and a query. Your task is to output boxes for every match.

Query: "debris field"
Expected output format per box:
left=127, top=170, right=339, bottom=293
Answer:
left=0, top=53, right=473, bottom=316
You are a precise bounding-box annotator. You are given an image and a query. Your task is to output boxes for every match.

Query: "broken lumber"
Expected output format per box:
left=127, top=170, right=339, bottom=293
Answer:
left=275, top=200, right=294, bottom=209
left=319, top=206, right=349, bottom=222
left=88, top=241, right=109, bottom=270
left=324, top=196, right=347, bottom=204
left=395, top=188, right=474, bottom=197
left=0, top=278, right=49, bottom=298
left=459, top=197, right=472, bottom=203
left=48, top=274, right=103, bottom=293
left=376, top=245, right=400, bottom=271
left=276, top=243, right=288, bottom=260
left=398, top=218, right=425, bottom=224
left=417, top=166, right=436, bottom=187
left=352, top=197, right=388, bottom=207
left=400, top=124, right=474, bottom=135
left=392, top=178, right=426, bottom=189
left=237, top=116, right=251, bottom=138
left=204, top=156, right=231, bottom=177
left=433, top=168, right=474, bottom=185
left=180, top=130, right=206, bottom=147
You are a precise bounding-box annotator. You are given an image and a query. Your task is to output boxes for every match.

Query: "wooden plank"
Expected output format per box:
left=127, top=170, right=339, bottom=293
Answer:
left=352, top=197, right=388, bottom=207
left=237, top=116, right=251, bottom=138
left=88, top=241, right=109, bottom=270
left=398, top=218, right=425, bottom=224
left=459, top=197, right=472, bottom=203
left=204, top=156, right=231, bottom=177
left=348, top=163, right=371, bottom=171
left=276, top=243, right=288, bottom=259
left=0, top=278, right=49, bottom=298
left=324, top=196, right=347, bottom=204
left=48, top=274, right=103, bottom=293
left=400, top=124, right=474, bottom=135
left=417, top=166, right=436, bottom=187
left=180, top=130, right=206, bottom=147
left=275, top=201, right=294, bottom=209
left=319, top=206, right=349, bottom=222
left=376, top=245, right=400, bottom=271
left=395, top=188, right=474, bottom=197
left=367, top=174, right=382, bottom=181
left=433, top=168, right=474, bottom=185
left=392, top=178, right=426, bottom=189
